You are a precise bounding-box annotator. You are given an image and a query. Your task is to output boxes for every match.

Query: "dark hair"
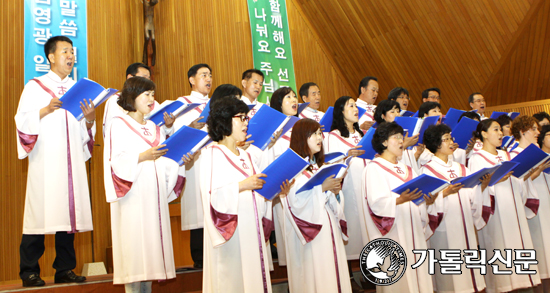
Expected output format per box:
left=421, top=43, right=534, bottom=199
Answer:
left=210, top=84, right=242, bottom=105
left=387, top=87, right=409, bottom=101
left=207, top=97, right=250, bottom=142
left=372, top=122, right=404, bottom=154
left=126, top=63, right=151, bottom=78
left=331, top=96, right=364, bottom=138
left=533, top=112, right=550, bottom=123
left=299, top=82, right=318, bottom=102
left=458, top=111, right=481, bottom=122
left=290, top=118, right=324, bottom=171
left=187, top=63, right=212, bottom=87
left=242, top=69, right=264, bottom=81
left=495, top=114, right=513, bottom=128
left=373, top=99, right=401, bottom=124
left=117, top=76, right=156, bottom=112
left=468, top=92, right=482, bottom=104
left=423, top=124, right=452, bottom=154
left=358, top=76, right=378, bottom=96
left=511, top=115, right=539, bottom=141
left=538, top=125, right=550, bottom=148
left=44, top=36, right=73, bottom=63
left=473, top=119, right=497, bottom=142
left=270, top=87, right=297, bottom=116
left=421, top=87, right=440, bottom=100
left=418, top=102, right=441, bottom=118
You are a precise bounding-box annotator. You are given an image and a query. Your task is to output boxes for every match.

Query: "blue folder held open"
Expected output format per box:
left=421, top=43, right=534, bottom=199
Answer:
left=442, top=108, right=466, bottom=129
left=509, top=144, right=550, bottom=178
left=60, top=78, right=118, bottom=120
left=280, top=116, right=300, bottom=138
left=255, top=149, right=309, bottom=200
left=488, top=161, right=520, bottom=186
left=147, top=100, right=201, bottom=126
left=452, top=117, right=479, bottom=149
left=490, top=111, right=520, bottom=120
left=392, top=174, right=448, bottom=205
left=450, top=164, right=502, bottom=188
left=296, top=163, right=347, bottom=194
left=297, top=103, right=310, bottom=115
left=160, top=126, right=210, bottom=165
left=197, top=100, right=212, bottom=123
left=320, top=106, right=366, bottom=132
left=325, top=152, right=346, bottom=163
left=356, top=127, right=377, bottom=160
left=247, top=105, right=291, bottom=151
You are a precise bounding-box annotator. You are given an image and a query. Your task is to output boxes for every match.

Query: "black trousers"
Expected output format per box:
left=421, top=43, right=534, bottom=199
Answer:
left=190, top=228, right=203, bottom=265
left=19, top=232, right=76, bottom=280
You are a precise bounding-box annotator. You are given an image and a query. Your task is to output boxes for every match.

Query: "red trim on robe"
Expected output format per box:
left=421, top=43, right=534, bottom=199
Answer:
left=262, top=217, right=274, bottom=243
left=475, top=153, right=497, bottom=166
left=31, top=78, right=57, bottom=99
left=182, top=97, right=205, bottom=114
left=173, top=176, right=185, bottom=199
left=339, top=220, right=348, bottom=237
left=367, top=205, right=394, bottom=236
left=210, top=204, right=238, bottom=241
left=525, top=198, right=539, bottom=215
left=428, top=212, right=444, bottom=233
left=370, top=160, right=413, bottom=182
left=111, top=168, right=133, bottom=198
left=17, top=129, right=38, bottom=153
left=86, top=128, right=94, bottom=154
left=289, top=207, right=322, bottom=243
left=114, top=117, right=160, bottom=147
left=329, top=131, right=355, bottom=148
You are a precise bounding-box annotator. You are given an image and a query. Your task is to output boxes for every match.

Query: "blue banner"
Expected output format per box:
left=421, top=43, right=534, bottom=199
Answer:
left=24, top=0, right=88, bottom=84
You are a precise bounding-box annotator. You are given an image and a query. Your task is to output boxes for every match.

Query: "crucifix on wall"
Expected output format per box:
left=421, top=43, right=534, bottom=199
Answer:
left=142, top=0, right=158, bottom=67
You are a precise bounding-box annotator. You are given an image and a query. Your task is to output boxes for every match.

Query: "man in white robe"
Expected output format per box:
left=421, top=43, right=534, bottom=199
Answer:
left=356, top=76, right=378, bottom=131
left=240, top=69, right=265, bottom=119
left=469, top=93, right=487, bottom=120
left=15, top=36, right=94, bottom=286
left=298, top=82, right=325, bottom=122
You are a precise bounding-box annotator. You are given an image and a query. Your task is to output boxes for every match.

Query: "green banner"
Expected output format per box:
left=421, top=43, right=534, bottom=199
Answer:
left=247, top=0, right=297, bottom=104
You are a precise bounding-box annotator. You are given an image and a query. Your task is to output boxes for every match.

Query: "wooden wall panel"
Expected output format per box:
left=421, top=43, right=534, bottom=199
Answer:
left=0, top=0, right=354, bottom=282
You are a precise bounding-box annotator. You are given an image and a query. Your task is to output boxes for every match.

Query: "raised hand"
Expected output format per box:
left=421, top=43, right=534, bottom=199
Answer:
left=322, top=175, right=343, bottom=193
left=238, top=134, right=254, bottom=150
left=403, top=133, right=419, bottom=149
left=163, top=112, right=175, bottom=128
left=267, top=129, right=283, bottom=149
left=360, top=121, right=374, bottom=131
left=181, top=152, right=195, bottom=164
left=347, top=146, right=365, bottom=158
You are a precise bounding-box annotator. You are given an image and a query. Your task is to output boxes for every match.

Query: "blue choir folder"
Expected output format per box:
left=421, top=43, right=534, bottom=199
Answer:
left=296, top=163, right=347, bottom=194
left=394, top=116, right=439, bottom=145
left=160, top=126, right=210, bottom=165
left=488, top=161, right=520, bottom=186
left=501, top=136, right=515, bottom=149
left=401, top=110, right=414, bottom=117
left=255, top=149, right=309, bottom=200
left=280, top=116, right=300, bottom=137
left=325, top=152, right=346, bottom=163
left=509, top=144, right=550, bottom=178
left=147, top=100, right=201, bottom=126
left=197, top=100, right=212, bottom=123
left=321, top=106, right=366, bottom=132
left=392, top=174, right=448, bottom=205
left=356, top=127, right=377, bottom=160
left=442, top=108, right=466, bottom=130
left=412, top=111, right=419, bottom=118
left=490, top=111, right=520, bottom=120
left=297, top=103, right=310, bottom=115
left=60, top=78, right=118, bottom=120
left=452, top=117, right=479, bottom=149
left=450, top=164, right=502, bottom=188
left=247, top=105, right=291, bottom=151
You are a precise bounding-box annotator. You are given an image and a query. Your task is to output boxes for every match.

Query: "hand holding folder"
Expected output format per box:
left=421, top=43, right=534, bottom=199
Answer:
left=296, top=163, right=347, bottom=194
left=247, top=106, right=291, bottom=151
left=59, top=78, right=118, bottom=120
left=160, top=126, right=210, bottom=165
left=255, top=149, right=309, bottom=200
left=392, top=174, right=448, bottom=205
left=147, top=100, right=201, bottom=126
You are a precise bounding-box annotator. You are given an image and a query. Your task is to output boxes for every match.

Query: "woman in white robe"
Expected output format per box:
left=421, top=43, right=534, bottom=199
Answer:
left=468, top=119, right=541, bottom=293
left=104, top=77, right=184, bottom=293
left=282, top=118, right=351, bottom=293
left=421, top=124, right=490, bottom=293
left=200, top=97, right=274, bottom=293
left=362, top=122, right=435, bottom=293
left=258, top=87, right=299, bottom=266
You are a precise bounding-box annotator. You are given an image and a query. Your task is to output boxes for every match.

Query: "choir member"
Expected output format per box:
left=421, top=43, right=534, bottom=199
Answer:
left=421, top=124, right=490, bottom=293
left=200, top=97, right=274, bottom=293
left=299, top=82, right=325, bottom=122
left=361, top=122, right=434, bottom=293
left=533, top=112, right=550, bottom=127
left=387, top=87, right=410, bottom=111
left=533, top=125, right=550, bottom=291
left=282, top=118, right=351, bottom=293
left=241, top=69, right=265, bottom=118
left=495, top=114, right=513, bottom=137
left=421, top=87, right=441, bottom=103
left=105, top=77, right=186, bottom=293
left=468, top=119, right=541, bottom=292
left=468, top=93, right=487, bottom=120
left=356, top=76, right=379, bottom=131
left=15, top=36, right=92, bottom=287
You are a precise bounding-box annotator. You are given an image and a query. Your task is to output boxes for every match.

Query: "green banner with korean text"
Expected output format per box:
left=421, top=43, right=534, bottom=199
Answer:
left=247, top=0, right=296, bottom=104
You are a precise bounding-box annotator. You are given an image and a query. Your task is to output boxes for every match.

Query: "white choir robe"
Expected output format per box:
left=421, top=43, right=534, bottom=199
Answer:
left=421, top=157, right=489, bottom=293
left=106, top=116, right=183, bottom=284
left=399, top=148, right=422, bottom=175
left=325, top=129, right=369, bottom=259
left=356, top=99, right=376, bottom=125
left=259, top=128, right=292, bottom=266
left=15, top=71, right=94, bottom=234
left=200, top=144, right=273, bottom=293
left=299, top=107, right=324, bottom=122
left=468, top=149, right=541, bottom=292
left=416, top=147, right=467, bottom=168
left=171, top=91, right=209, bottom=231
left=511, top=146, right=550, bottom=280
left=282, top=166, right=351, bottom=293
left=240, top=96, right=264, bottom=120
left=361, top=157, right=434, bottom=293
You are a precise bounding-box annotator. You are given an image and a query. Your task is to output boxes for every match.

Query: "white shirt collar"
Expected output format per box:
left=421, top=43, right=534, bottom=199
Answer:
left=241, top=95, right=258, bottom=105
left=431, top=155, right=452, bottom=167
left=356, top=98, right=372, bottom=107
left=190, top=91, right=209, bottom=100
left=305, top=106, right=318, bottom=113
left=46, top=70, right=71, bottom=83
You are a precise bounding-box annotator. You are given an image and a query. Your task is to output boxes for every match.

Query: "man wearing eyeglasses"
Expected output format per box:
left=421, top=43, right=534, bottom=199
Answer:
left=421, top=87, right=441, bottom=103
left=469, top=92, right=487, bottom=120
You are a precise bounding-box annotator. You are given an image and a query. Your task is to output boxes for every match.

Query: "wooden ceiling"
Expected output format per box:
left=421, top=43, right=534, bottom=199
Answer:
left=293, top=0, right=549, bottom=111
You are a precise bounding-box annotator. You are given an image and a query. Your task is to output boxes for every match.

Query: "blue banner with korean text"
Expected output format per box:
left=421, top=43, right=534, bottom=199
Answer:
left=247, top=0, right=297, bottom=104
left=24, top=0, right=87, bottom=84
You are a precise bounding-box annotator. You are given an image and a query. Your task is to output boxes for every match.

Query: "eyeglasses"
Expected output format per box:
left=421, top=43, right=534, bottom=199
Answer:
left=442, top=137, right=455, bottom=143
left=233, top=115, right=249, bottom=122
left=390, top=134, right=404, bottom=141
